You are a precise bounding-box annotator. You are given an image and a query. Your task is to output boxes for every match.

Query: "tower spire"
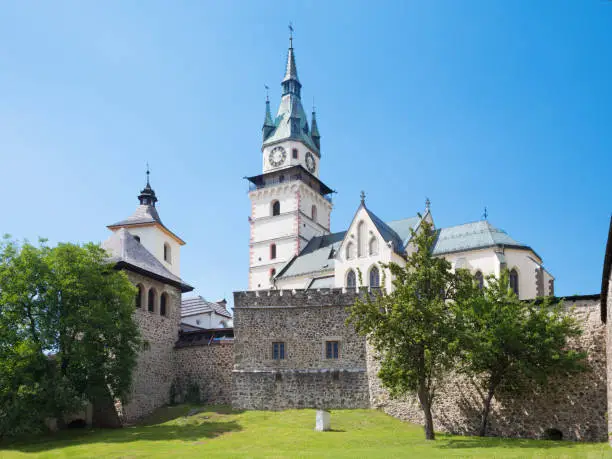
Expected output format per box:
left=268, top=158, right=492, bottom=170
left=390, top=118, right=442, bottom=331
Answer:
left=138, top=164, right=158, bottom=207
left=311, top=104, right=320, bottom=149
left=263, top=85, right=274, bottom=140
left=282, top=23, right=301, bottom=98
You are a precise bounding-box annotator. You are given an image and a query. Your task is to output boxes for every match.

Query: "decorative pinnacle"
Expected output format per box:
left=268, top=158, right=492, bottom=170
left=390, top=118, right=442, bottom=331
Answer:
left=265, top=84, right=269, bottom=102
left=360, top=190, right=366, bottom=205
left=425, top=197, right=431, bottom=211
left=289, top=22, right=293, bottom=48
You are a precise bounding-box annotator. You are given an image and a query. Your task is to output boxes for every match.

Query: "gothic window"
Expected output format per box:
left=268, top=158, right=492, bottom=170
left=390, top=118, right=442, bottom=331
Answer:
left=311, top=205, right=317, bottom=222
left=292, top=148, right=298, bottom=159
left=164, top=242, right=171, bottom=263
left=272, top=342, right=285, bottom=360
left=148, top=288, right=156, bottom=312
left=270, top=244, right=277, bottom=260
left=357, top=221, right=366, bottom=257
left=135, top=284, right=144, bottom=308
left=346, top=269, right=356, bottom=289
left=325, top=341, right=339, bottom=359
left=345, top=242, right=355, bottom=260
left=474, top=271, right=484, bottom=290
left=160, top=292, right=168, bottom=316
left=509, top=269, right=519, bottom=296
left=369, top=237, right=379, bottom=256
left=271, top=200, right=280, bottom=216
left=369, top=266, right=380, bottom=288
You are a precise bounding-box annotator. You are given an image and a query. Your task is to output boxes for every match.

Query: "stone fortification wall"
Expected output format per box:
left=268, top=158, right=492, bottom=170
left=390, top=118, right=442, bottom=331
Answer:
left=122, top=272, right=182, bottom=423
left=174, top=342, right=234, bottom=404
left=368, top=297, right=607, bottom=441
left=232, top=289, right=370, bottom=410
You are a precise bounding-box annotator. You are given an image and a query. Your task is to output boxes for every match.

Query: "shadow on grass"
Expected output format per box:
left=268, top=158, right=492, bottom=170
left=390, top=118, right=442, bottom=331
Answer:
left=1, top=405, right=243, bottom=454
left=437, top=437, right=576, bottom=450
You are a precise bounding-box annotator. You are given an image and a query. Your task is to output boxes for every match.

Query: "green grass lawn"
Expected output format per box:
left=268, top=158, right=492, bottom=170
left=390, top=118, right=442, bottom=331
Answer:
left=1, top=405, right=611, bottom=458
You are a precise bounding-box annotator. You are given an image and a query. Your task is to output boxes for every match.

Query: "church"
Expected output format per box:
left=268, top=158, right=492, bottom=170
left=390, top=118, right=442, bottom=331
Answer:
left=247, top=35, right=554, bottom=300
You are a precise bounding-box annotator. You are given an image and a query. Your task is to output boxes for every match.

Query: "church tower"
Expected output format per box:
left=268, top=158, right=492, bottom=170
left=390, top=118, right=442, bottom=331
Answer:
left=246, top=32, right=334, bottom=290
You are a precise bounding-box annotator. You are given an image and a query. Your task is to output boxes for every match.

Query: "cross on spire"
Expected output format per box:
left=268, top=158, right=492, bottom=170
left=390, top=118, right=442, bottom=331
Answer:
left=289, top=22, right=294, bottom=48
left=425, top=197, right=431, bottom=212
left=146, top=163, right=151, bottom=186
left=360, top=190, right=366, bottom=205
left=482, top=206, right=488, bottom=220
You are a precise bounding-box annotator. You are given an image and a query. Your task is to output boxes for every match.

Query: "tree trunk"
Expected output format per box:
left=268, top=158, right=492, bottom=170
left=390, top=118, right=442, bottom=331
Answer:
left=478, top=386, right=496, bottom=437
left=417, top=386, right=435, bottom=440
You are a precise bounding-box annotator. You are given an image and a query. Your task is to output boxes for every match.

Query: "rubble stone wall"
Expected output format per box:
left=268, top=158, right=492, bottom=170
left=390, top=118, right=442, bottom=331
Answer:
left=367, top=297, right=607, bottom=441
left=174, top=342, right=234, bottom=404
left=232, top=289, right=370, bottom=409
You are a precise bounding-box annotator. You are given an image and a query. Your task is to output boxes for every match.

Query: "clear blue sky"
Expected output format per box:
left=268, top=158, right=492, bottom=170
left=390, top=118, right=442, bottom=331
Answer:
left=1, top=1, right=611, bottom=304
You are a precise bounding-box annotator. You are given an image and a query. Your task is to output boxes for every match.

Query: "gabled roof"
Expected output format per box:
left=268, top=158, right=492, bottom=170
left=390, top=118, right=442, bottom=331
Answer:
left=364, top=208, right=421, bottom=255
left=432, top=220, right=536, bottom=257
left=276, top=231, right=345, bottom=279
left=181, top=296, right=232, bottom=318
left=102, top=228, right=193, bottom=292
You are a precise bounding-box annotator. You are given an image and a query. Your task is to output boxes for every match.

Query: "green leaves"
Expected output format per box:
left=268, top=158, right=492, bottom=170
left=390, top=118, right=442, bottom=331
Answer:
left=0, top=238, right=140, bottom=436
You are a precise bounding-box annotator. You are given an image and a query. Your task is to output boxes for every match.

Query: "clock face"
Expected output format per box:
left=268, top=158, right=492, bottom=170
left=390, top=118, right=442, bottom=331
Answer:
left=269, top=146, right=287, bottom=167
left=305, top=151, right=316, bottom=173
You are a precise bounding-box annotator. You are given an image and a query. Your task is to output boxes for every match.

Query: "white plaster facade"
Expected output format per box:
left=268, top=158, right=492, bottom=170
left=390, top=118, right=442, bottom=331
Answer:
left=181, top=311, right=231, bottom=329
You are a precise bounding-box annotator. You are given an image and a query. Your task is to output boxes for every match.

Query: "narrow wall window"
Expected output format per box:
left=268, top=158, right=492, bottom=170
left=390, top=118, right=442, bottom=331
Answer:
left=475, top=271, right=484, bottom=290
left=357, top=221, right=366, bottom=257
left=346, top=269, right=356, bottom=289
left=135, top=284, right=144, bottom=308
left=311, top=205, right=317, bottom=222
left=325, top=341, right=339, bottom=359
left=369, top=266, right=380, bottom=288
left=345, top=242, right=355, bottom=260
left=271, top=200, right=280, bottom=216
left=270, top=268, right=276, bottom=278
left=292, top=148, right=298, bottom=159
left=163, top=242, right=171, bottom=263
left=509, top=269, right=519, bottom=296
left=369, top=237, right=379, bottom=256
left=270, top=244, right=277, bottom=260
left=148, top=288, right=156, bottom=312
left=160, top=292, right=168, bottom=316
left=273, top=342, right=285, bottom=360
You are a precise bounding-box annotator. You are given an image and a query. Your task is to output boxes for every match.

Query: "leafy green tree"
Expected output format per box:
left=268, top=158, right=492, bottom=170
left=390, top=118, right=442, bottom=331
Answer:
left=347, top=220, right=472, bottom=440
left=0, top=237, right=140, bottom=436
left=457, top=270, right=586, bottom=437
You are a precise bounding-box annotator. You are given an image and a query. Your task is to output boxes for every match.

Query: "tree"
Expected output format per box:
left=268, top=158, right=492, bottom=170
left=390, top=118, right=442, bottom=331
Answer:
left=0, top=237, right=140, bottom=436
left=347, top=220, right=472, bottom=440
left=456, top=270, right=586, bottom=437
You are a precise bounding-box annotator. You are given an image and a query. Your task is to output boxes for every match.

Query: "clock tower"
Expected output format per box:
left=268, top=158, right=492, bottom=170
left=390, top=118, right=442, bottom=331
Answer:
left=246, top=32, right=333, bottom=290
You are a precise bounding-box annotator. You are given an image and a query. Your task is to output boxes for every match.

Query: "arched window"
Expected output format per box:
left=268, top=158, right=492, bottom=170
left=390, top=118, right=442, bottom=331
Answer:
left=345, top=242, right=355, bottom=260
left=346, top=269, right=356, bottom=289
left=311, top=205, right=317, bottom=222
left=271, top=200, right=280, bottom=216
left=133, top=235, right=141, bottom=243
left=474, top=271, right=484, bottom=290
left=369, top=237, right=379, bottom=256
left=270, top=244, right=277, bottom=260
left=357, top=221, right=366, bottom=257
left=135, top=284, right=144, bottom=308
left=160, top=292, right=168, bottom=316
left=509, top=269, right=519, bottom=296
left=369, top=266, right=380, bottom=288
left=163, top=242, right=171, bottom=263
left=148, top=288, right=156, bottom=312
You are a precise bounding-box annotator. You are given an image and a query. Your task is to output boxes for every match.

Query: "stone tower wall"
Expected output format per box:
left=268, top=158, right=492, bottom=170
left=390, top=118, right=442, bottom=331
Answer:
left=122, top=271, right=182, bottom=423
left=232, top=289, right=370, bottom=409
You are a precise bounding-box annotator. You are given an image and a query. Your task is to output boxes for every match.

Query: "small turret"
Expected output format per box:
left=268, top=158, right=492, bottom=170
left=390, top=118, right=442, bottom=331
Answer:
left=138, top=167, right=158, bottom=207
left=311, top=109, right=320, bottom=150
left=262, top=94, right=275, bottom=141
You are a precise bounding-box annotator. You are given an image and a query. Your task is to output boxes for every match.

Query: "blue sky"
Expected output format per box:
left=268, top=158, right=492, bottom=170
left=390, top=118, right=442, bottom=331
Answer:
left=1, top=1, right=611, bottom=303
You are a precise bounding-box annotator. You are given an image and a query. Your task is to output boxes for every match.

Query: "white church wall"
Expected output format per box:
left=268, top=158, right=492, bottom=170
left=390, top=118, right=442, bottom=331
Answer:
left=251, top=238, right=297, bottom=269
left=263, top=140, right=319, bottom=177
left=182, top=312, right=229, bottom=330
left=124, top=226, right=181, bottom=277
left=503, top=248, right=541, bottom=300
left=251, top=214, right=296, bottom=242
left=444, top=249, right=501, bottom=279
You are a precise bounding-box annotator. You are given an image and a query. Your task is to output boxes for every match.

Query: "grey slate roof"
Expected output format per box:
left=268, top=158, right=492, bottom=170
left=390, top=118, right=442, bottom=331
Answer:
left=432, top=220, right=533, bottom=256
left=365, top=209, right=421, bottom=255
left=181, top=296, right=232, bottom=318
left=276, top=231, right=345, bottom=279
left=102, top=228, right=193, bottom=292
left=263, top=94, right=320, bottom=154
left=109, top=204, right=162, bottom=227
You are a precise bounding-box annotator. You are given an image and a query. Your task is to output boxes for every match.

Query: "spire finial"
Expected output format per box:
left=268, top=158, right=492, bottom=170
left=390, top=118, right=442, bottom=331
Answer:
left=138, top=163, right=158, bottom=207
left=425, top=197, right=431, bottom=212
left=146, top=163, right=150, bottom=186
left=289, top=22, right=293, bottom=48
left=265, top=84, right=269, bottom=102
left=482, top=206, right=488, bottom=220
left=360, top=190, right=366, bottom=205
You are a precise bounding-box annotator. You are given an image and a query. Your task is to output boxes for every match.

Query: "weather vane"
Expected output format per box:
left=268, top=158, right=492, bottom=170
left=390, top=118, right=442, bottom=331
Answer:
left=289, top=22, right=294, bottom=46
left=482, top=206, right=488, bottom=220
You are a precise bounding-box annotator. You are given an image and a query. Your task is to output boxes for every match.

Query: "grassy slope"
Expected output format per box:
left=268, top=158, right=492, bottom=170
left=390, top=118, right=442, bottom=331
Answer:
left=1, top=405, right=611, bottom=459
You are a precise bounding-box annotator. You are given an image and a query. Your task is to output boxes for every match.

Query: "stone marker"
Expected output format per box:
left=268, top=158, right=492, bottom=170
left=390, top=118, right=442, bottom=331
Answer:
left=315, top=410, right=331, bottom=431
